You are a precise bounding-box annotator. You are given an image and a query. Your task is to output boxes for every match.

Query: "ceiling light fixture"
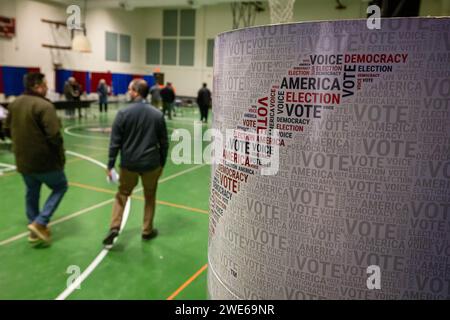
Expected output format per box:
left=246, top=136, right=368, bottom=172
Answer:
left=72, top=0, right=91, bottom=52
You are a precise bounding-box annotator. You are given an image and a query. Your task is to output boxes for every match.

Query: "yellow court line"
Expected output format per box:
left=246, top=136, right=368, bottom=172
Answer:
left=71, top=144, right=109, bottom=152
left=158, top=200, right=208, bottom=215
left=0, top=171, right=18, bottom=177
left=69, top=181, right=116, bottom=195
left=0, top=198, right=114, bottom=246
left=133, top=196, right=208, bottom=215
left=0, top=164, right=205, bottom=247
left=69, top=181, right=209, bottom=215
left=167, top=264, right=208, bottom=300
left=68, top=156, right=93, bottom=163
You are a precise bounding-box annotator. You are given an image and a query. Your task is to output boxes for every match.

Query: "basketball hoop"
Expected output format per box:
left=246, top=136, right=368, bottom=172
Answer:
left=268, top=0, right=296, bottom=24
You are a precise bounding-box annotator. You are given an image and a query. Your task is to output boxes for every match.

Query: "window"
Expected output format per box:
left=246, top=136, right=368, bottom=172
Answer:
left=105, top=32, right=118, bottom=61
left=179, top=39, right=194, bottom=66
left=146, top=39, right=161, bottom=65
left=146, top=9, right=196, bottom=66
left=119, top=34, right=131, bottom=63
left=163, top=10, right=178, bottom=36
left=162, top=39, right=177, bottom=65
left=207, top=39, right=214, bottom=67
left=180, top=9, right=195, bottom=37
left=105, top=31, right=131, bottom=63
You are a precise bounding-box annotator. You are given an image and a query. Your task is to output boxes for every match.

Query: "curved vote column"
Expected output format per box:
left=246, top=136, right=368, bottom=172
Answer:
left=208, top=18, right=450, bottom=300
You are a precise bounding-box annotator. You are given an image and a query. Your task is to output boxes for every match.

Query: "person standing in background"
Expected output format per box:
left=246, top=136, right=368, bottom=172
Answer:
left=0, top=105, right=8, bottom=141
left=4, top=72, right=68, bottom=245
left=72, top=79, right=83, bottom=118
left=63, top=77, right=81, bottom=118
left=103, top=79, right=169, bottom=249
left=197, top=83, right=212, bottom=123
left=150, top=83, right=162, bottom=110
left=160, top=82, right=175, bottom=120
left=97, top=79, right=109, bottom=113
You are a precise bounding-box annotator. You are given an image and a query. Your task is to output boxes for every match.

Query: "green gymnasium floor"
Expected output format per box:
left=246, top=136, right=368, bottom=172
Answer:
left=0, top=104, right=210, bottom=300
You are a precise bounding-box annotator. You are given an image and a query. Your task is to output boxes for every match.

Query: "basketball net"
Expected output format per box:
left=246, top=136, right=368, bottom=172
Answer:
left=231, top=2, right=261, bottom=29
left=268, top=0, right=296, bottom=24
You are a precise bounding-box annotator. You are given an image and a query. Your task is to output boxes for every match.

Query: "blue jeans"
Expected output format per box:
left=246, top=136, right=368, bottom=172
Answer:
left=22, top=171, right=68, bottom=226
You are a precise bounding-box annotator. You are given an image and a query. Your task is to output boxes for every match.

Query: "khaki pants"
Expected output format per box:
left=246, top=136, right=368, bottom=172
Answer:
left=110, top=166, right=162, bottom=235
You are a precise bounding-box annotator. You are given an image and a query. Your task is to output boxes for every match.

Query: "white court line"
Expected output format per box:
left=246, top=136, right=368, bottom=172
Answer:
left=65, top=150, right=107, bottom=169
left=0, top=149, right=207, bottom=299
left=159, top=164, right=206, bottom=183
left=0, top=163, right=205, bottom=246
left=0, top=162, right=16, bottom=175
left=0, top=189, right=145, bottom=247
left=0, top=199, right=114, bottom=246
left=167, top=117, right=203, bottom=124
left=56, top=250, right=108, bottom=300
left=65, top=124, right=177, bottom=140
left=0, top=150, right=116, bottom=248
left=55, top=199, right=131, bottom=301
left=64, top=125, right=110, bottom=140
left=54, top=164, right=206, bottom=300
left=71, top=144, right=109, bottom=152
left=52, top=150, right=131, bottom=300
left=0, top=162, right=16, bottom=169
left=54, top=164, right=207, bottom=300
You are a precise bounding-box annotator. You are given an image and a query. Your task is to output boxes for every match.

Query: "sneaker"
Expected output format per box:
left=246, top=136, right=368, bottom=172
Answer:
left=28, top=231, right=40, bottom=243
left=103, top=228, right=119, bottom=249
left=142, top=229, right=158, bottom=241
left=27, top=222, right=51, bottom=244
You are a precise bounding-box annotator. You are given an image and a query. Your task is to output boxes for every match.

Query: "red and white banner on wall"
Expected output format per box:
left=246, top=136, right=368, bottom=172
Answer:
left=0, top=16, right=15, bottom=38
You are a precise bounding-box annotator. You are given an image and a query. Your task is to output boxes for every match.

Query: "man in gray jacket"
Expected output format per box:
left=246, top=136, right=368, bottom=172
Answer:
left=103, top=79, right=168, bottom=249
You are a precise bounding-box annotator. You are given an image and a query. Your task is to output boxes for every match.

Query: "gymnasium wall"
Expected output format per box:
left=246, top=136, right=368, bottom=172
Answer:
left=0, top=0, right=448, bottom=97
left=0, top=0, right=154, bottom=95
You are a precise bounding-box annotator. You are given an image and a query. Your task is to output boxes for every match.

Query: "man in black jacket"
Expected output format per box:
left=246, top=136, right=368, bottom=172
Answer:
left=103, top=79, right=169, bottom=249
left=197, top=83, right=211, bottom=123
left=160, top=82, right=175, bottom=120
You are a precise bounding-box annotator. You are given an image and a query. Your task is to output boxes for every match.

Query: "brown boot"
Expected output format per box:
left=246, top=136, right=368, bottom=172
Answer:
left=28, top=231, right=40, bottom=243
left=28, top=222, right=51, bottom=244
